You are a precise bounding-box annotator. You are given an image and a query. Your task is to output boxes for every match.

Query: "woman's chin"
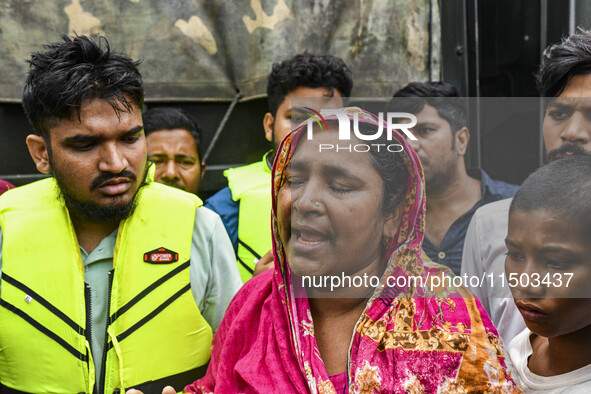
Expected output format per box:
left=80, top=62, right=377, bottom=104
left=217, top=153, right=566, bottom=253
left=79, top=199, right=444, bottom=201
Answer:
left=287, top=259, right=327, bottom=278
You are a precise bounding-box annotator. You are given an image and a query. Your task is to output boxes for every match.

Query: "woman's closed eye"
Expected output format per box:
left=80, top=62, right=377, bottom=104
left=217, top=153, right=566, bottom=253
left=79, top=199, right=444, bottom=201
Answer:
left=286, top=176, right=305, bottom=187
left=329, top=183, right=354, bottom=194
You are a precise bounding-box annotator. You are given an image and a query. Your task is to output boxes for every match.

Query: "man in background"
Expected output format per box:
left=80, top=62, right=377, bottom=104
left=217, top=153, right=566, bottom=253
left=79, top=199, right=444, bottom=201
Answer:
left=391, top=82, right=518, bottom=275
left=144, top=107, right=206, bottom=196
left=205, top=53, right=352, bottom=282
left=462, top=29, right=591, bottom=343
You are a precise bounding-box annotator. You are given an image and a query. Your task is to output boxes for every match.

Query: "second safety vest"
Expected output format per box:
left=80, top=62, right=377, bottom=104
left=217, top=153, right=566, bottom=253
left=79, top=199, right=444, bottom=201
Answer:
left=225, top=153, right=272, bottom=282
left=0, top=178, right=212, bottom=393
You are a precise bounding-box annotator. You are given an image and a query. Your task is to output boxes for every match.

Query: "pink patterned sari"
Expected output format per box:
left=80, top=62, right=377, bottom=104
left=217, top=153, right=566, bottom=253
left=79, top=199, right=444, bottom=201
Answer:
left=186, top=108, right=520, bottom=393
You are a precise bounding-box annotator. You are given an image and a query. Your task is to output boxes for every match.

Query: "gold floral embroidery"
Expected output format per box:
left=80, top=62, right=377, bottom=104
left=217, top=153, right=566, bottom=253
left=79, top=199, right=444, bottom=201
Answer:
left=303, top=361, right=318, bottom=393
left=357, top=298, right=470, bottom=352
left=353, top=360, right=382, bottom=394
left=402, top=374, right=423, bottom=393
left=317, top=378, right=337, bottom=394
left=300, top=309, right=315, bottom=337
left=437, top=377, right=467, bottom=393
left=394, top=249, right=419, bottom=274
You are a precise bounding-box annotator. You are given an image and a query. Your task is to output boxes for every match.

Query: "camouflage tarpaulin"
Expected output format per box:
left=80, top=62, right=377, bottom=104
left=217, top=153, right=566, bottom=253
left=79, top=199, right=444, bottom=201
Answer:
left=0, top=0, right=440, bottom=101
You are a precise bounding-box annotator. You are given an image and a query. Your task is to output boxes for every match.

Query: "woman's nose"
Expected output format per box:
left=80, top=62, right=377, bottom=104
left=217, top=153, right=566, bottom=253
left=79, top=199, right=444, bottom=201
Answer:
left=293, top=183, right=324, bottom=214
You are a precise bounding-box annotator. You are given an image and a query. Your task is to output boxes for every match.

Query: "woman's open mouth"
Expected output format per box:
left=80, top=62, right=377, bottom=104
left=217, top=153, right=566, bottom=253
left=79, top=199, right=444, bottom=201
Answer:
left=292, top=226, right=329, bottom=252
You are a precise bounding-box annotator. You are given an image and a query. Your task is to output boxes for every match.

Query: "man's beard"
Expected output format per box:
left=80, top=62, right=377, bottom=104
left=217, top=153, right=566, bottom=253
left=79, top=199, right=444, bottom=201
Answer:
left=52, top=162, right=150, bottom=224
left=547, top=143, right=590, bottom=162
left=420, top=155, right=457, bottom=195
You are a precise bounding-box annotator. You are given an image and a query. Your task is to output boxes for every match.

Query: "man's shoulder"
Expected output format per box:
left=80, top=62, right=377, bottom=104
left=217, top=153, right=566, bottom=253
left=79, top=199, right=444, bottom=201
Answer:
left=472, top=197, right=513, bottom=224
left=145, top=181, right=201, bottom=203
left=195, top=205, right=222, bottom=224
left=0, top=178, right=58, bottom=214
left=223, top=155, right=271, bottom=199
left=224, top=160, right=267, bottom=176
left=480, top=170, right=519, bottom=199
left=225, top=161, right=269, bottom=180
left=205, top=187, right=236, bottom=211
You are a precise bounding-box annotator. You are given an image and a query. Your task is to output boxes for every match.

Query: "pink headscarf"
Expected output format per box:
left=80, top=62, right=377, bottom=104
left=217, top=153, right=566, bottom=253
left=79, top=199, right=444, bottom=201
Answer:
left=186, top=108, right=520, bottom=393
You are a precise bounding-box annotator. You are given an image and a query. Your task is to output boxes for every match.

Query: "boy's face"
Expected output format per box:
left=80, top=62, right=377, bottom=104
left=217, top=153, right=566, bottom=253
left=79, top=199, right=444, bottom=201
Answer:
left=505, top=209, right=591, bottom=338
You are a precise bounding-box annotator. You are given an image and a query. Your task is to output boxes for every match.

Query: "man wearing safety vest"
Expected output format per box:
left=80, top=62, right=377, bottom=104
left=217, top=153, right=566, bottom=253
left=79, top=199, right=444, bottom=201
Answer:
left=205, top=53, right=353, bottom=282
left=0, top=35, right=242, bottom=393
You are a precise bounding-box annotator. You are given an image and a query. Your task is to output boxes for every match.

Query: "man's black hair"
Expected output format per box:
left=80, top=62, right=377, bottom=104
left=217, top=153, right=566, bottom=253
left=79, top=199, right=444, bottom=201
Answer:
left=266, top=53, right=353, bottom=117
left=390, top=81, right=466, bottom=136
left=537, top=29, right=591, bottom=97
left=143, top=107, right=203, bottom=160
left=510, top=155, right=591, bottom=233
left=22, top=34, right=144, bottom=143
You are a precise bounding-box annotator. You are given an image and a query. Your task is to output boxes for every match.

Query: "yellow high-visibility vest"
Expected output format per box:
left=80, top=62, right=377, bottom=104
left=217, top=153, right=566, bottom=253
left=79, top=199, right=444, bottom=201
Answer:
left=225, top=153, right=272, bottom=282
left=0, top=178, right=212, bottom=393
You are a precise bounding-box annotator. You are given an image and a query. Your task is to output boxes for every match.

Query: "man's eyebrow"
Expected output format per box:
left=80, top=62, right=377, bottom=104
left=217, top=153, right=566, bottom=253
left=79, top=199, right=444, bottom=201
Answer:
left=414, top=121, right=438, bottom=127
left=64, top=125, right=143, bottom=145
left=123, top=125, right=144, bottom=135
left=291, top=107, right=309, bottom=117
left=173, top=154, right=197, bottom=162
left=64, top=134, right=100, bottom=144
left=546, top=101, right=574, bottom=110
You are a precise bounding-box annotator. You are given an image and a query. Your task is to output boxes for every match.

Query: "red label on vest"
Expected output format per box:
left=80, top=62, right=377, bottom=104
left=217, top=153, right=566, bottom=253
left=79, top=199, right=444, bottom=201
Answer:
left=144, top=247, right=179, bottom=264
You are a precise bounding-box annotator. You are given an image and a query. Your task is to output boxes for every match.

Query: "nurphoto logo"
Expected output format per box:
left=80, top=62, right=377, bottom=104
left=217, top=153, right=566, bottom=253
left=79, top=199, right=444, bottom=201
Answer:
left=302, top=107, right=417, bottom=152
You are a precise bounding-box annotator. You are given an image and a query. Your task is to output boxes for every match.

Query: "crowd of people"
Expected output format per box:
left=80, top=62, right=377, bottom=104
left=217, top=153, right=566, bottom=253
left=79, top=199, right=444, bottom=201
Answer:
left=0, top=28, right=590, bottom=393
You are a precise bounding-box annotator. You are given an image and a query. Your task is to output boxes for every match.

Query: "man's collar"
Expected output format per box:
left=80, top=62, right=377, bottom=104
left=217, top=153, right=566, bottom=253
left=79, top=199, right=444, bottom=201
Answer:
left=264, top=150, right=274, bottom=172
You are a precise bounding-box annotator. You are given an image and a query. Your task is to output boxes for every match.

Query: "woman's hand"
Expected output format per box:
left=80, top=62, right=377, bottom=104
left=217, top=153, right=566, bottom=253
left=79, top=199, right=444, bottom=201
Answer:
left=126, top=386, right=176, bottom=394
left=253, top=250, right=274, bottom=276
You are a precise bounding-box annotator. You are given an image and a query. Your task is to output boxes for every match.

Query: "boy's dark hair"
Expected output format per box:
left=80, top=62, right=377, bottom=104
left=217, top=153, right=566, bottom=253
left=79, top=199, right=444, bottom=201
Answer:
left=390, top=81, right=466, bottom=136
left=537, top=29, right=591, bottom=97
left=143, top=107, right=203, bottom=159
left=266, top=53, right=353, bottom=117
left=510, top=155, right=591, bottom=232
left=22, top=34, right=143, bottom=142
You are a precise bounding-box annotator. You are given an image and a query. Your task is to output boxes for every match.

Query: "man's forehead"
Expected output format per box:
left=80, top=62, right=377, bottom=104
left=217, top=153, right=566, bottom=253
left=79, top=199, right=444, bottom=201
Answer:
left=289, top=87, right=343, bottom=109
left=48, top=102, right=143, bottom=140
left=395, top=104, right=442, bottom=124
left=547, top=96, right=591, bottom=110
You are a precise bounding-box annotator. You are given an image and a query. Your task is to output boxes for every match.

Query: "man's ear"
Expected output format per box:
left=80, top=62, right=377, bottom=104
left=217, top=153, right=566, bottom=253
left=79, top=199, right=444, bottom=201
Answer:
left=382, top=203, right=404, bottom=242
left=26, top=134, right=51, bottom=174
left=263, top=112, right=274, bottom=142
left=200, top=162, right=207, bottom=179
left=454, top=127, right=470, bottom=156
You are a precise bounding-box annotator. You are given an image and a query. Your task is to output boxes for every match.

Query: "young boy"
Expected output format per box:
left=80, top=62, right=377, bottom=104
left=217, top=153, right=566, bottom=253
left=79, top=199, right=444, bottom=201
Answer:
left=505, top=155, right=591, bottom=392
